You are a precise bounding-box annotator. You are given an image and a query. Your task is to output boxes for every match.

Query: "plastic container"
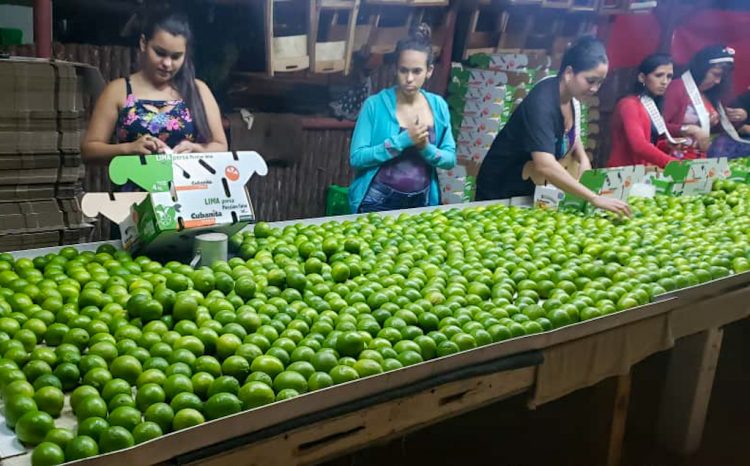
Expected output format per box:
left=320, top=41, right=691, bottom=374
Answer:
left=325, top=184, right=350, bottom=216
left=0, top=28, right=23, bottom=46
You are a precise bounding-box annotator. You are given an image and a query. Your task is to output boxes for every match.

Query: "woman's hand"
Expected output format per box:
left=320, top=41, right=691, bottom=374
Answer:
left=726, top=107, right=748, bottom=124
left=407, top=118, right=429, bottom=150
left=173, top=140, right=202, bottom=154
left=682, top=125, right=710, bottom=151
left=127, top=135, right=168, bottom=155
left=709, top=112, right=720, bottom=127
left=591, top=195, right=632, bottom=218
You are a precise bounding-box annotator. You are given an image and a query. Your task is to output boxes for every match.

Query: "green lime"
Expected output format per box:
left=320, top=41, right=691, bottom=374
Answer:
left=204, top=392, right=242, bottom=420
left=329, top=365, right=359, bottom=384
left=143, top=402, right=174, bottom=433
left=31, top=441, right=65, bottom=466
left=238, top=381, right=275, bottom=409
left=34, top=386, right=64, bottom=417
left=99, top=426, right=134, bottom=453
left=172, top=408, right=205, bottom=431
left=43, top=427, right=75, bottom=449
left=132, top=421, right=162, bottom=444
left=77, top=416, right=109, bottom=442
left=16, top=410, right=55, bottom=445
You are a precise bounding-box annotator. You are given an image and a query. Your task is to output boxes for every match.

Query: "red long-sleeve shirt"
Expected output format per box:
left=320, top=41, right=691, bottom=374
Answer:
left=663, top=77, right=718, bottom=134
left=607, top=95, right=676, bottom=168
left=663, top=78, right=692, bottom=137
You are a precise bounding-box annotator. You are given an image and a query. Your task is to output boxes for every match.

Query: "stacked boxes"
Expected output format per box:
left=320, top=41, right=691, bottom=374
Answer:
left=579, top=95, right=600, bottom=160
left=0, top=57, right=101, bottom=250
left=441, top=50, right=551, bottom=203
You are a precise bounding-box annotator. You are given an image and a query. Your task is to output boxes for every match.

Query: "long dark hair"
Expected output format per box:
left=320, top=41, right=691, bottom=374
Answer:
left=142, top=12, right=210, bottom=143
left=560, top=36, right=608, bottom=74
left=689, top=44, right=734, bottom=107
left=395, top=23, right=433, bottom=67
left=633, top=53, right=673, bottom=107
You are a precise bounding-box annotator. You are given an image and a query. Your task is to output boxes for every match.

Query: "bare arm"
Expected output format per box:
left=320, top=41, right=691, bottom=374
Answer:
left=532, top=151, right=631, bottom=217
left=572, top=139, right=591, bottom=178
left=173, top=80, right=228, bottom=153
left=81, top=79, right=164, bottom=163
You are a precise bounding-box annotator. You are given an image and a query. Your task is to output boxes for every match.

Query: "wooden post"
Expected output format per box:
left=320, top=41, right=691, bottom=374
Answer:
left=309, top=0, right=318, bottom=73
left=606, top=374, right=632, bottom=466
left=656, top=327, right=724, bottom=455
left=265, top=0, right=274, bottom=76
left=343, top=0, right=361, bottom=75
left=430, top=1, right=459, bottom=95
left=33, top=0, right=52, bottom=58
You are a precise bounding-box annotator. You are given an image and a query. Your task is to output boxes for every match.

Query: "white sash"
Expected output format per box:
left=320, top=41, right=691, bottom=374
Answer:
left=572, top=97, right=582, bottom=152
left=640, top=95, right=678, bottom=144
left=682, top=71, right=711, bottom=133
left=718, top=105, right=750, bottom=144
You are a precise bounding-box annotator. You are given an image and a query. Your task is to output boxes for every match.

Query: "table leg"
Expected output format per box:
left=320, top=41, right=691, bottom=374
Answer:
left=606, top=373, right=632, bottom=466
left=656, top=327, right=723, bottom=455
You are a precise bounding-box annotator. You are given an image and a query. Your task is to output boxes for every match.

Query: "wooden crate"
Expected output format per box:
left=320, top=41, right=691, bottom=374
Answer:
left=266, top=0, right=313, bottom=76
left=310, top=0, right=361, bottom=74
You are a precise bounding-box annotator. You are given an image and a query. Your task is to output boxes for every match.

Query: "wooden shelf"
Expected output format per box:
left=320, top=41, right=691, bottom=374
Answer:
left=365, top=0, right=449, bottom=6
left=320, top=0, right=357, bottom=8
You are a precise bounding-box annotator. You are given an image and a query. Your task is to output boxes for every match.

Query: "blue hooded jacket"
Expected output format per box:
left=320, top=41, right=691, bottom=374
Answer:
left=348, top=87, right=456, bottom=213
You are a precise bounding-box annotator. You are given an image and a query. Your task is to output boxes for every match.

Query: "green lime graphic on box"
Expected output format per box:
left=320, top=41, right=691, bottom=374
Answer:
left=154, top=204, right=178, bottom=229
left=109, top=154, right=173, bottom=192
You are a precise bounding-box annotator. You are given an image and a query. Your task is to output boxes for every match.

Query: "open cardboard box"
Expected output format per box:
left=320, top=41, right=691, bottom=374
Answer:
left=535, top=157, right=734, bottom=211
left=81, top=151, right=268, bottom=256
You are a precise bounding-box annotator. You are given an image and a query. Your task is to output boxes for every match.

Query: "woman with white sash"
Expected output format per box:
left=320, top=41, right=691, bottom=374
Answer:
left=476, top=36, right=631, bottom=217
left=708, top=86, right=750, bottom=159
left=608, top=54, right=684, bottom=168
left=663, top=45, right=748, bottom=157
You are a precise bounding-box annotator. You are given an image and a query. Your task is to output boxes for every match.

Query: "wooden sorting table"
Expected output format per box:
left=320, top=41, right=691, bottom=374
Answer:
left=3, top=200, right=749, bottom=466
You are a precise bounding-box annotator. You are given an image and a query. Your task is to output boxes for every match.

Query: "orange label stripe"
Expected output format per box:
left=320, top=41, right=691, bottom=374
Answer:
left=176, top=184, right=209, bottom=191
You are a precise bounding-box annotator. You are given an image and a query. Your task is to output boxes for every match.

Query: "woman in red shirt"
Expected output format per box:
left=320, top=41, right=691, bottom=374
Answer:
left=608, top=54, right=681, bottom=168
left=662, top=45, right=747, bottom=156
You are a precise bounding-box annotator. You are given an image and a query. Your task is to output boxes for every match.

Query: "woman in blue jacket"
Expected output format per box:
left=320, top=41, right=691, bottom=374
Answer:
left=349, top=24, right=456, bottom=213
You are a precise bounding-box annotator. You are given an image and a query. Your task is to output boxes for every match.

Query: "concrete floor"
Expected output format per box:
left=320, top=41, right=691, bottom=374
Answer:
left=322, top=319, right=750, bottom=466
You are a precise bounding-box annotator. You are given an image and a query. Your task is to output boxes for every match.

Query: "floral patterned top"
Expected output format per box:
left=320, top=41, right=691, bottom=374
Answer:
left=116, top=77, right=195, bottom=148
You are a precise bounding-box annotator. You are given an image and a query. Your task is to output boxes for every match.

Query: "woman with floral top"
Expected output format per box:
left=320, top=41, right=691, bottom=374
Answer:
left=82, top=11, right=227, bottom=162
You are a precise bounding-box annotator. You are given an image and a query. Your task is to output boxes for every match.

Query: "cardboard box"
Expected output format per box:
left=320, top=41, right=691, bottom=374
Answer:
left=59, top=198, right=84, bottom=226
left=0, top=200, right=65, bottom=234
left=0, top=184, right=56, bottom=201
left=0, top=115, right=57, bottom=132
left=489, top=49, right=551, bottom=71
left=0, top=153, right=61, bottom=170
left=467, top=69, right=536, bottom=88
left=533, top=185, right=566, bottom=209
left=456, top=146, right=489, bottom=165
left=459, top=116, right=502, bottom=134
left=462, top=98, right=505, bottom=120
left=0, top=231, right=60, bottom=250
left=0, top=130, right=58, bottom=155
left=457, top=129, right=496, bottom=151
left=464, top=85, right=508, bottom=103
left=58, top=165, right=81, bottom=184
left=82, top=151, right=268, bottom=255
left=55, top=183, right=80, bottom=199
left=61, top=223, right=94, bottom=245
left=0, top=167, right=59, bottom=185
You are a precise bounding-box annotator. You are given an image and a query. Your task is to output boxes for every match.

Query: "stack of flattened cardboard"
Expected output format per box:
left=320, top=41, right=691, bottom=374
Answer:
left=0, top=57, right=99, bottom=251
